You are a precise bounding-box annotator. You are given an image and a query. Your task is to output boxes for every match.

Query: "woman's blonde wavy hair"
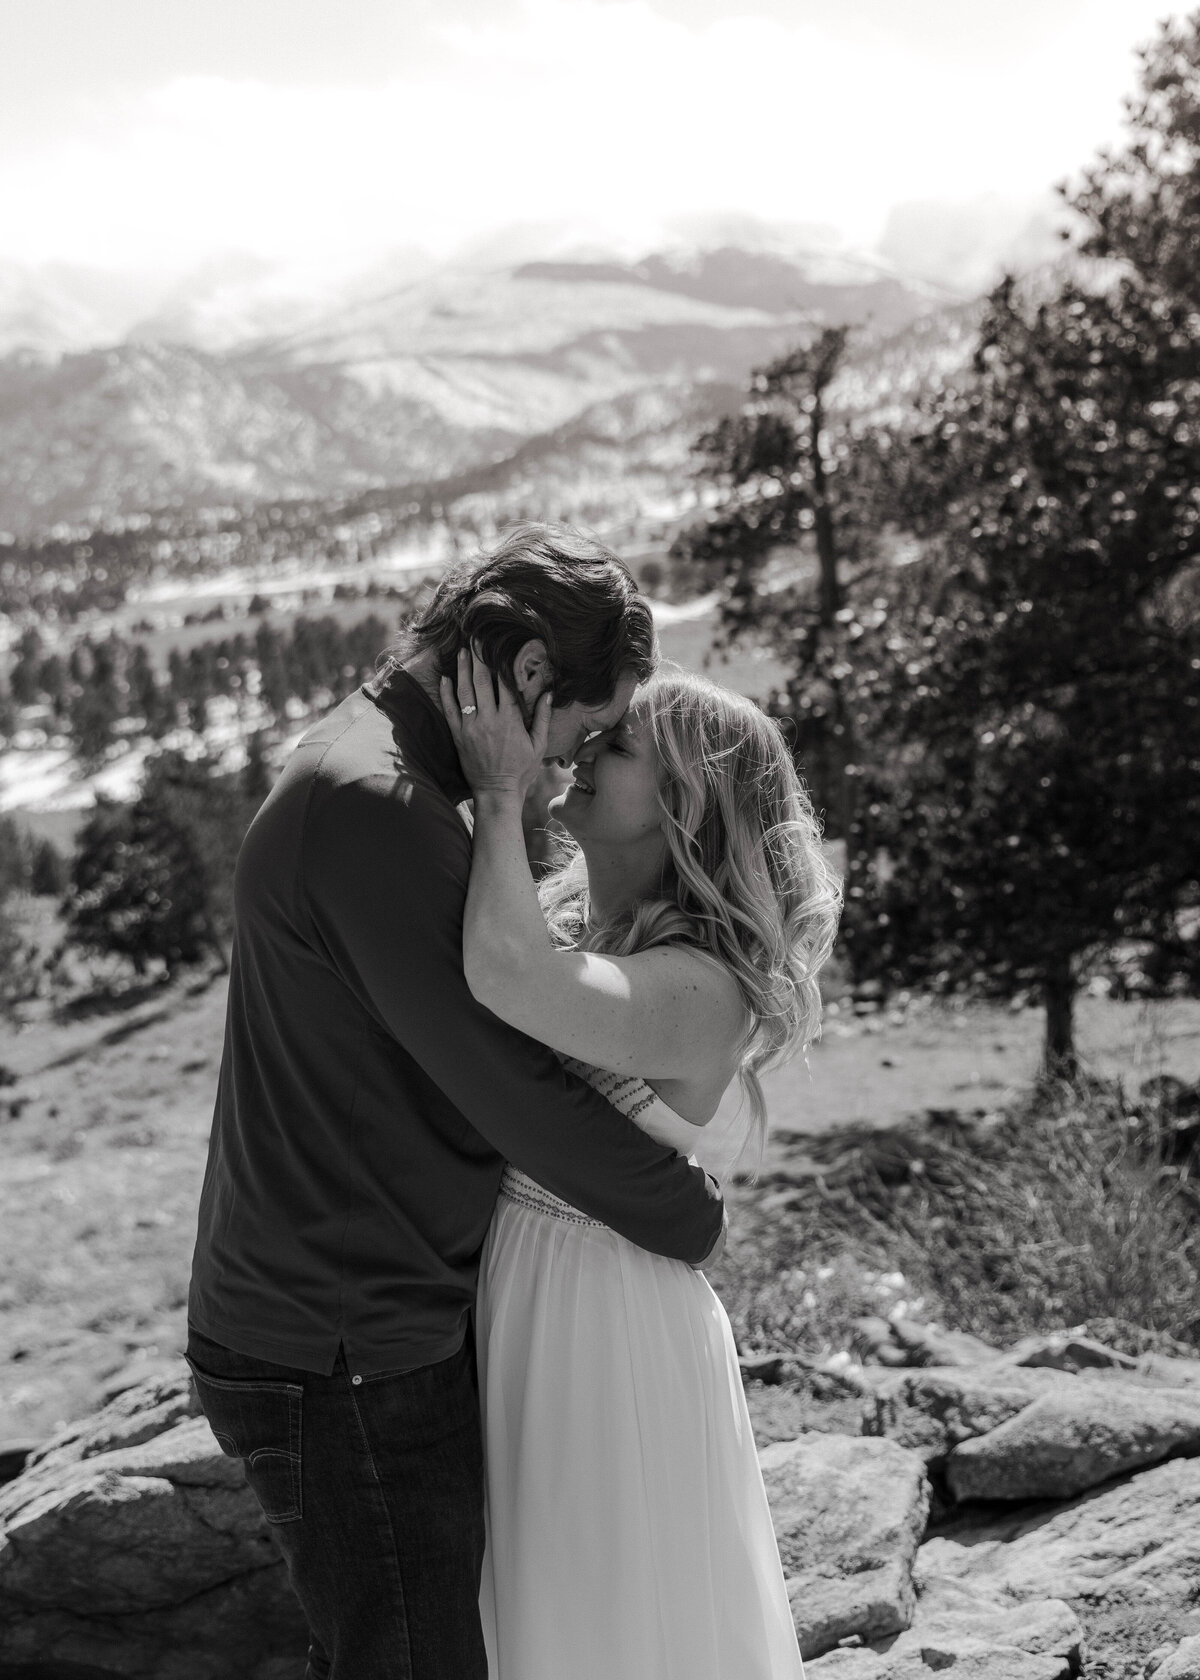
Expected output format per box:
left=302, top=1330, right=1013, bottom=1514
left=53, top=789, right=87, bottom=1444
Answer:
left=539, top=669, right=843, bottom=1167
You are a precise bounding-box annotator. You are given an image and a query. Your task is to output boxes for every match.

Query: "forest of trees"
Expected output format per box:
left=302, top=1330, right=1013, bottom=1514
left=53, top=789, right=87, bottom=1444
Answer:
left=0, top=608, right=408, bottom=1000
left=1, top=607, right=405, bottom=767
left=0, top=494, right=422, bottom=622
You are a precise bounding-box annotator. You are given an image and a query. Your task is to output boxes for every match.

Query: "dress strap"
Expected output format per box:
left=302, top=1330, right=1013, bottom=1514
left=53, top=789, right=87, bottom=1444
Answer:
left=558, top=1055, right=659, bottom=1123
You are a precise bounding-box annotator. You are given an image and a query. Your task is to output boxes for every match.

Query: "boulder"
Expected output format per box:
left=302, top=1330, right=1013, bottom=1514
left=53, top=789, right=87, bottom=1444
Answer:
left=999, top=1332, right=1139, bottom=1374
left=863, top=1365, right=1057, bottom=1464
left=0, top=1439, right=37, bottom=1486
left=888, top=1319, right=1002, bottom=1368
left=26, top=1365, right=201, bottom=1466
left=902, top=1578, right=1082, bottom=1666
left=759, top=1432, right=930, bottom=1658
left=740, top=1353, right=787, bottom=1384
left=945, top=1383, right=1200, bottom=1502
left=1137, top=1353, right=1200, bottom=1391
left=806, top=1645, right=1070, bottom=1678
left=853, top=1317, right=1003, bottom=1370
left=0, top=1371, right=306, bottom=1679
left=917, top=1452, right=1200, bottom=1611
left=803, top=1649, right=888, bottom=1679
left=866, top=1357, right=1200, bottom=1479
left=802, top=1577, right=1081, bottom=1679
left=1152, top=1637, right=1200, bottom=1679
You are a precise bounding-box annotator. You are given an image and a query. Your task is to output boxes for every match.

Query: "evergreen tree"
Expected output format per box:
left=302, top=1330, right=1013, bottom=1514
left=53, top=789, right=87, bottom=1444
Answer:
left=0, top=815, right=32, bottom=898
left=673, top=328, right=891, bottom=852
left=9, top=628, right=43, bottom=707
left=255, top=623, right=291, bottom=715
left=36, top=653, right=67, bottom=718
left=65, top=794, right=211, bottom=977
left=849, top=164, right=1200, bottom=1069
left=128, top=643, right=168, bottom=735
left=30, top=837, right=68, bottom=897
left=63, top=750, right=259, bottom=977
left=66, top=679, right=121, bottom=767
left=679, top=10, right=1200, bottom=1072
left=240, top=732, right=274, bottom=808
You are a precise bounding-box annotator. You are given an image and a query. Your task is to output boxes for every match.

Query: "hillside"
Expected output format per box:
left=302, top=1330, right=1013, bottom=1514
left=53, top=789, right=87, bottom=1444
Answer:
left=0, top=341, right=512, bottom=537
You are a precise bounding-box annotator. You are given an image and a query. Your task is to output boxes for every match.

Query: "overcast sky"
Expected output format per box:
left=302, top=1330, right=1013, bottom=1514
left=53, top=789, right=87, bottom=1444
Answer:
left=0, top=0, right=1176, bottom=272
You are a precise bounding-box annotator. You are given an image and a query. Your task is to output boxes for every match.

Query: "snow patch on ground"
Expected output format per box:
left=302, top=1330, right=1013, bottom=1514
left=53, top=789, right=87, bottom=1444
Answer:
left=128, top=538, right=454, bottom=607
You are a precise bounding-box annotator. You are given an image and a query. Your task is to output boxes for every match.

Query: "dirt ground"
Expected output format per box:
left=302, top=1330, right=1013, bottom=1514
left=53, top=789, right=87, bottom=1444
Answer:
left=0, top=979, right=1196, bottom=1448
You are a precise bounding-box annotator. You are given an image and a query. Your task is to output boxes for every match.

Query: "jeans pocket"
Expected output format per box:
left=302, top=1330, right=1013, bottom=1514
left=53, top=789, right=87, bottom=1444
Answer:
left=187, top=1357, right=304, bottom=1524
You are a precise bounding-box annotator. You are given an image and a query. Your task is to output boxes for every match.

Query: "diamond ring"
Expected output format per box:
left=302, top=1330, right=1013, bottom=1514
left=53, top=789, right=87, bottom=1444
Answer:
left=461, top=704, right=478, bottom=716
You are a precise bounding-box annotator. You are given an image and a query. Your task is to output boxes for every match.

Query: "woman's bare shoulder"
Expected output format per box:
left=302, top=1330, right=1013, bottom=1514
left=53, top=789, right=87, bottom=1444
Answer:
left=630, top=944, right=746, bottom=1041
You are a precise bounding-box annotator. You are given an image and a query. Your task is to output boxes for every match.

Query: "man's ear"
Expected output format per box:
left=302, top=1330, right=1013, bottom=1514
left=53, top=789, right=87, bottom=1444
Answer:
left=511, top=638, right=553, bottom=703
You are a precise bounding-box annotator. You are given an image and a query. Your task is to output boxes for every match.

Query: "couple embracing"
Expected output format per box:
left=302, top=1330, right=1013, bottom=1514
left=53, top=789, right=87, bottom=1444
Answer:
left=187, top=524, right=840, bottom=1679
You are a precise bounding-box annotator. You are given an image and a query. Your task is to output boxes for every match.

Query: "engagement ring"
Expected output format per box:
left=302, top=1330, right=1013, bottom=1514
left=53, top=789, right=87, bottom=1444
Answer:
left=461, top=704, right=478, bottom=716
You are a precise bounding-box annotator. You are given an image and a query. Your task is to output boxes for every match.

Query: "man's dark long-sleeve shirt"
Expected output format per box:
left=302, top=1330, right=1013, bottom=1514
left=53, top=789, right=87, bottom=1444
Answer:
left=188, top=670, right=724, bottom=1375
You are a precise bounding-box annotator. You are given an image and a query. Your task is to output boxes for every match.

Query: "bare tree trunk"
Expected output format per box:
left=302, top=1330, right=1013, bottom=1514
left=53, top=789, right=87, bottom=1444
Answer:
left=808, top=385, right=859, bottom=861
left=204, top=912, right=231, bottom=976
left=1042, top=958, right=1078, bottom=1079
left=809, top=389, right=842, bottom=630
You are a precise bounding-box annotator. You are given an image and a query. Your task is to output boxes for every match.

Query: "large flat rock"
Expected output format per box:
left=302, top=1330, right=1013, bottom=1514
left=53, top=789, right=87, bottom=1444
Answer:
left=0, top=1373, right=306, bottom=1679
left=802, top=1575, right=1080, bottom=1678
left=0, top=1417, right=274, bottom=1613
left=946, top=1383, right=1200, bottom=1502
left=806, top=1647, right=1070, bottom=1679
left=1153, top=1635, right=1200, bottom=1679
left=862, top=1365, right=1064, bottom=1464
left=918, top=1452, right=1200, bottom=1607
left=760, top=1432, right=930, bottom=1659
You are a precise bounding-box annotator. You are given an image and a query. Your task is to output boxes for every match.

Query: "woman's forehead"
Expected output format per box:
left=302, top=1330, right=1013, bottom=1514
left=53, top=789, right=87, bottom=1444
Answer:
left=614, top=698, right=655, bottom=745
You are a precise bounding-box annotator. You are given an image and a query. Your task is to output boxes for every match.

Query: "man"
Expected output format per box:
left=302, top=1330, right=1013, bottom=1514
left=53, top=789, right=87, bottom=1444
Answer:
left=187, top=524, right=725, bottom=1680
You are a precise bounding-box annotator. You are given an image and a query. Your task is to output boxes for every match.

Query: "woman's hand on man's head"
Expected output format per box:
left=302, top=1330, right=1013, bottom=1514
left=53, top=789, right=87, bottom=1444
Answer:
left=440, top=647, right=553, bottom=802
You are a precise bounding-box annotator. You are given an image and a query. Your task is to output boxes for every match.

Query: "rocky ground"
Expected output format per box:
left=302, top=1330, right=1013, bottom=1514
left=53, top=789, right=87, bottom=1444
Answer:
left=2, top=977, right=1200, bottom=1675
left=6, top=1323, right=1200, bottom=1677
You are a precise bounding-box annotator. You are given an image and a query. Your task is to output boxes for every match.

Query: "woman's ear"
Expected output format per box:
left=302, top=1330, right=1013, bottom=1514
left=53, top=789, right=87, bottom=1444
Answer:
left=512, top=638, right=552, bottom=703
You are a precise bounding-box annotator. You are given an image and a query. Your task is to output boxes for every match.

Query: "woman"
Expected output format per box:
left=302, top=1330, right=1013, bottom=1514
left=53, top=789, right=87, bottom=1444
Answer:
left=441, top=650, right=841, bottom=1680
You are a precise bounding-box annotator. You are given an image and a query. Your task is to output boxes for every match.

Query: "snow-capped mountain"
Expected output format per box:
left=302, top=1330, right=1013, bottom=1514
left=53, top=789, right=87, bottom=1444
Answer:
left=0, top=220, right=993, bottom=536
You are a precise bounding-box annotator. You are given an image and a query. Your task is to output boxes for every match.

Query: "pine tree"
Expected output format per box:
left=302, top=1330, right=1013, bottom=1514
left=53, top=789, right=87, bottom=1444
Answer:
left=240, top=732, right=274, bottom=808
left=30, top=837, right=67, bottom=898
left=65, top=795, right=211, bottom=977
left=847, top=52, right=1200, bottom=1070
left=9, top=628, right=43, bottom=707
left=673, top=328, right=892, bottom=853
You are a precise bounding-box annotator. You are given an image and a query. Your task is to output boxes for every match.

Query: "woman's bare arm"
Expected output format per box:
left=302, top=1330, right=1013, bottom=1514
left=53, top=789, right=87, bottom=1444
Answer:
left=464, top=786, right=743, bottom=1077
left=440, top=650, right=744, bottom=1081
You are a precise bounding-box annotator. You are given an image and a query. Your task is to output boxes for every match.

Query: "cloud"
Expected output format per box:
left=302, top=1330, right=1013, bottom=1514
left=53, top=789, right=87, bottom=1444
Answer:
left=0, top=0, right=1170, bottom=270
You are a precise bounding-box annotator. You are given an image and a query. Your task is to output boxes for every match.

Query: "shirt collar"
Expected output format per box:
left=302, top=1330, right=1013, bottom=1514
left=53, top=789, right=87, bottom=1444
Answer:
left=364, top=661, right=471, bottom=807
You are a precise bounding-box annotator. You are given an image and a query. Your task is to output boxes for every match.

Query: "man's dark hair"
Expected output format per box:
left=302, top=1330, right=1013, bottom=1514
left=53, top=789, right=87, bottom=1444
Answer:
left=385, top=523, right=657, bottom=706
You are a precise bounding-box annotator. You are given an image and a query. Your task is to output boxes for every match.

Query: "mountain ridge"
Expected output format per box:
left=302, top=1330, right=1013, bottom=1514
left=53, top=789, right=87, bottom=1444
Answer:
left=0, top=233, right=989, bottom=538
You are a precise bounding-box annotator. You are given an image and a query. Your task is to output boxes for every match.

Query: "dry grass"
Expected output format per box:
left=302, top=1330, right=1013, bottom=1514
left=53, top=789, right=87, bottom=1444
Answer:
left=1, top=947, right=1199, bottom=1446
left=716, top=1075, right=1200, bottom=1361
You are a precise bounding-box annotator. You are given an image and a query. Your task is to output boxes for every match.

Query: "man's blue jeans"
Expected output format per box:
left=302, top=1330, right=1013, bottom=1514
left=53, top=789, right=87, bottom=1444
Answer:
left=186, top=1327, right=487, bottom=1680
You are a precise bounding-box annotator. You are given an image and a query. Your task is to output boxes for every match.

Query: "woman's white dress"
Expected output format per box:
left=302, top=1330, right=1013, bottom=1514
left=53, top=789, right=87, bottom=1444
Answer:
left=476, top=1056, right=805, bottom=1680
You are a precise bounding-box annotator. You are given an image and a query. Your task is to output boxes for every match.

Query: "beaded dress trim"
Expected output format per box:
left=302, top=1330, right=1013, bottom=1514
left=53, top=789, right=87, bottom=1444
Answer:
left=498, top=1056, right=662, bottom=1228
